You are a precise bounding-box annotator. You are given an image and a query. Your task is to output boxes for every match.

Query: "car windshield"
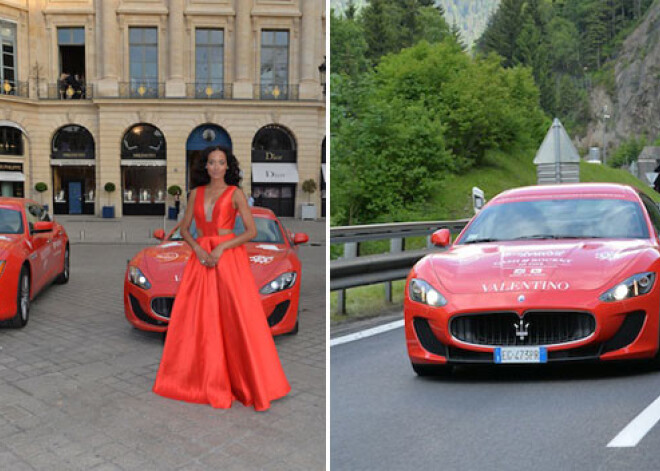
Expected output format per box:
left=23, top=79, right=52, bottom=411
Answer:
left=169, top=217, right=284, bottom=244
left=458, top=198, right=650, bottom=244
left=0, top=208, right=23, bottom=234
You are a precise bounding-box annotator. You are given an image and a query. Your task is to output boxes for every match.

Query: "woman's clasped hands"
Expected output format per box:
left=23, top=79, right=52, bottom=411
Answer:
left=195, top=244, right=226, bottom=268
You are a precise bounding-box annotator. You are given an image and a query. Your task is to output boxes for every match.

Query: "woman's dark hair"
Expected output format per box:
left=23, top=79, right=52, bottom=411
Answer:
left=191, top=145, right=241, bottom=188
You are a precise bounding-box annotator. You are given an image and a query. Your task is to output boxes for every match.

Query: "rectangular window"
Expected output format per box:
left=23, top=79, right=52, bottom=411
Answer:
left=57, top=27, right=86, bottom=99
left=0, top=21, right=17, bottom=95
left=195, top=28, right=224, bottom=98
left=260, top=30, right=289, bottom=99
left=129, top=27, right=158, bottom=98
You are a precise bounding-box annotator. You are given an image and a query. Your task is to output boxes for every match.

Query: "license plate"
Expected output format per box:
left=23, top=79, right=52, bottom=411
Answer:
left=494, top=347, right=547, bottom=364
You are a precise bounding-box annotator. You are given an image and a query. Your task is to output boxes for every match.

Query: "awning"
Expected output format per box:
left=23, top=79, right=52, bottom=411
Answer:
left=252, top=163, right=299, bottom=183
left=51, top=159, right=95, bottom=166
left=0, top=171, right=25, bottom=182
left=121, top=159, right=167, bottom=167
left=321, top=163, right=326, bottom=182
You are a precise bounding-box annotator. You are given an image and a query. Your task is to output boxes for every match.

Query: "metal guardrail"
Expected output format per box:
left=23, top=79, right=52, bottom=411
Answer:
left=330, top=219, right=470, bottom=312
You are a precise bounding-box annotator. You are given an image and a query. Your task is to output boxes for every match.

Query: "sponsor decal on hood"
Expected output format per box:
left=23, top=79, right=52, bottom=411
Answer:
left=155, top=252, right=180, bottom=262
left=255, top=244, right=283, bottom=252
left=250, top=255, right=275, bottom=265
left=481, top=280, right=570, bottom=293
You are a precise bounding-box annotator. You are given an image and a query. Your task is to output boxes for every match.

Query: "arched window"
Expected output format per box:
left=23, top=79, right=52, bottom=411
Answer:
left=252, top=125, right=296, bottom=162
left=122, top=123, right=166, bottom=160
left=0, top=126, right=23, bottom=155
left=52, top=125, right=94, bottom=159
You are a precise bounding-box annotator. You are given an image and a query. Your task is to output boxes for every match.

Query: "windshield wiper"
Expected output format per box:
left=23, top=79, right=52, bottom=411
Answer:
left=513, top=234, right=605, bottom=240
left=463, top=237, right=500, bottom=244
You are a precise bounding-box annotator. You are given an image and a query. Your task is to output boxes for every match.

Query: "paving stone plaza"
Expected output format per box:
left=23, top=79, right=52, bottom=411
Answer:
left=0, top=216, right=325, bottom=470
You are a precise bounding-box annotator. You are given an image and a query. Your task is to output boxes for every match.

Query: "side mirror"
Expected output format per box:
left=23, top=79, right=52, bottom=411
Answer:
left=153, top=229, right=165, bottom=240
left=33, top=221, right=54, bottom=233
left=293, top=233, right=309, bottom=245
left=431, top=229, right=451, bottom=247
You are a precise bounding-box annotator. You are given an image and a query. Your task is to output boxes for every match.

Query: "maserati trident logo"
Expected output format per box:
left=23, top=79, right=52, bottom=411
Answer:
left=514, top=319, right=529, bottom=340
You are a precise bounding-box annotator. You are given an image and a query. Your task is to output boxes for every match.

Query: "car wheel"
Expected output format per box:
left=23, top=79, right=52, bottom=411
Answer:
left=55, top=245, right=70, bottom=284
left=9, top=267, right=30, bottom=328
left=411, top=362, right=452, bottom=377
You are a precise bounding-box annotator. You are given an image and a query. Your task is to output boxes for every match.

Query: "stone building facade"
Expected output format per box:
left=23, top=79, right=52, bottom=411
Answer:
left=0, top=0, right=326, bottom=217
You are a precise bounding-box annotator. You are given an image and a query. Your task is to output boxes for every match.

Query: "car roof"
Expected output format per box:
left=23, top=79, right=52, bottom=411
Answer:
left=251, top=206, right=278, bottom=220
left=491, top=183, right=641, bottom=204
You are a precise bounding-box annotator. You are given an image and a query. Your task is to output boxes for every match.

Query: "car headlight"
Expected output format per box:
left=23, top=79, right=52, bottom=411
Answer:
left=260, top=272, right=297, bottom=294
left=600, top=272, right=655, bottom=302
left=128, top=266, right=152, bottom=290
left=408, top=278, right=447, bottom=307
left=0, top=260, right=5, bottom=278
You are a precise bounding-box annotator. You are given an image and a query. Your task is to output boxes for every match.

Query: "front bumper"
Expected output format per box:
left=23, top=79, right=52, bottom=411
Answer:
left=405, top=288, right=660, bottom=366
left=123, top=279, right=300, bottom=335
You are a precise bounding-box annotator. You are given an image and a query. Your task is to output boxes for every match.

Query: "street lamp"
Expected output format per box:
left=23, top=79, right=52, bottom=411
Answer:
left=602, top=105, right=611, bottom=165
left=318, top=57, right=326, bottom=96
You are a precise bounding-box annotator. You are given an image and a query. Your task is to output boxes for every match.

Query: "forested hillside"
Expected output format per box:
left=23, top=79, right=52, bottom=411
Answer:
left=331, top=0, right=500, bottom=49
left=477, top=0, right=655, bottom=137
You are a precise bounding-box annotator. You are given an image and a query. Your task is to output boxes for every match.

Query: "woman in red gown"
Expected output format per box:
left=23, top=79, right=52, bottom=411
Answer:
left=153, top=146, right=290, bottom=411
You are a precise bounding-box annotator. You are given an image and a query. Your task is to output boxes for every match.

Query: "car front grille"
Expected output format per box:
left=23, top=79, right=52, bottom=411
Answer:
left=151, top=297, right=175, bottom=318
left=450, top=311, right=595, bottom=346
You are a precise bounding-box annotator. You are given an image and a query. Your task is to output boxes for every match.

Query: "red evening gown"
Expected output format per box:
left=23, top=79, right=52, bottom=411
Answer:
left=153, top=185, right=291, bottom=411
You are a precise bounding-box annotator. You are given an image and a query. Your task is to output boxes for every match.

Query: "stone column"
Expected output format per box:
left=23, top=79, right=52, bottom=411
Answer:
left=166, top=0, right=185, bottom=97
left=299, top=0, right=321, bottom=99
left=97, top=0, right=119, bottom=96
left=233, top=0, right=253, bottom=98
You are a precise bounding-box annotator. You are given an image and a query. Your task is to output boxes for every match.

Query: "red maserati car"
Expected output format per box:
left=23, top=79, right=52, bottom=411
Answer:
left=124, top=207, right=308, bottom=336
left=405, top=183, right=660, bottom=375
left=0, top=197, right=69, bottom=328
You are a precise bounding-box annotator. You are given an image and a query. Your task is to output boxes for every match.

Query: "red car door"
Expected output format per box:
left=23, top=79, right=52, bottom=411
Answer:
left=24, top=204, right=51, bottom=292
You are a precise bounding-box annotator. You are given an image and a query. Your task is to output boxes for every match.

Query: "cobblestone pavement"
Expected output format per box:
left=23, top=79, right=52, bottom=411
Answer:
left=0, top=218, right=326, bottom=470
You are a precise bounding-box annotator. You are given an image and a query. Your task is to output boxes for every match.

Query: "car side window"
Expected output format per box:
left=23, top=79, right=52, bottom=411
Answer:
left=640, top=194, right=660, bottom=235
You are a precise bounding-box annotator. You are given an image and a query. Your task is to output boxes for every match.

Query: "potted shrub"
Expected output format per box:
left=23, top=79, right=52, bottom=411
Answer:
left=301, top=178, right=317, bottom=220
left=34, top=182, right=48, bottom=211
left=167, top=185, right=182, bottom=220
left=103, top=182, right=116, bottom=218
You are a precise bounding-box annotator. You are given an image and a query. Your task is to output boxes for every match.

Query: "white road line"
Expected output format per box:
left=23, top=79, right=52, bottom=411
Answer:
left=330, top=320, right=404, bottom=347
left=607, top=394, right=660, bottom=447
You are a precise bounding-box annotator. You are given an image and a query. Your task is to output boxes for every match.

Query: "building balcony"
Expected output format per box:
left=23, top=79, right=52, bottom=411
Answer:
left=255, top=84, right=299, bottom=101
left=118, top=81, right=165, bottom=99
left=0, top=80, right=28, bottom=98
left=40, top=81, right=93, bottom=100
left=186, top=82, right=233, bottom=99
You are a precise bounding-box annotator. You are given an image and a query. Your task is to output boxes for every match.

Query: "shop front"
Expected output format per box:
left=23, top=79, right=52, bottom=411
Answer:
left=251, top=125, right=298, bottom=217
left=121, top=124, right=167, bottom=216
left=0, top=125, right=25, bottom=197
left=0, top=162, right=24, bottom=197
left=51, top=125, right=95, bottom=215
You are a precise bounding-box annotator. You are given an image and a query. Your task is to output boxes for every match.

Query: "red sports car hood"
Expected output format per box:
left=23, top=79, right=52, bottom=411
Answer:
left=423, top=240, right=656, bottom=295
left=139, top=240, right=293, bottom=285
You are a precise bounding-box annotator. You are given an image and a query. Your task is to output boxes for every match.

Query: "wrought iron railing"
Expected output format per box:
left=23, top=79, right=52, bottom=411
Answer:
left=186, top=82, right=232, bottom=99
left=0, top=80, right=28, bottom=98
left=41, top=81, right=93, bottom=100
left=118, top=81, right=165, bottom=99
left=254, top=84, right=299, bottom=101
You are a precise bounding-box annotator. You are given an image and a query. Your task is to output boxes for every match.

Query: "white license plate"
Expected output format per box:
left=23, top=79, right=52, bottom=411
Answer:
left=494, top=347, right=547, bottom=364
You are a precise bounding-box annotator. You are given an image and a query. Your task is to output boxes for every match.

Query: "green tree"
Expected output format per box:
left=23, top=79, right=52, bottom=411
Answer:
left=330, top=9, right=369, bottom=77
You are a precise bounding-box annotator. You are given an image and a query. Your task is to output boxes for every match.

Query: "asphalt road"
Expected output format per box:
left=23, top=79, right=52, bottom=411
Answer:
left=331, top=323, right=660, bottom=471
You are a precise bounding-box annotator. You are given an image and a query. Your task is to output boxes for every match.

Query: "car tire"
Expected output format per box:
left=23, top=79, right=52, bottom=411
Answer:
left=411, top=362, right=452, bottom=377
left=8, top=267, right=30, bottom=328
left=54, top=245, right=70, bottom=284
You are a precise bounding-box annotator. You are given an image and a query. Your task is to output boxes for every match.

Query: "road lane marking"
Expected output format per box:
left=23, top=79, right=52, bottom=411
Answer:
left=607, top=394, right=660, bottom=447
left=330, top=320, right=404, bottom=347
